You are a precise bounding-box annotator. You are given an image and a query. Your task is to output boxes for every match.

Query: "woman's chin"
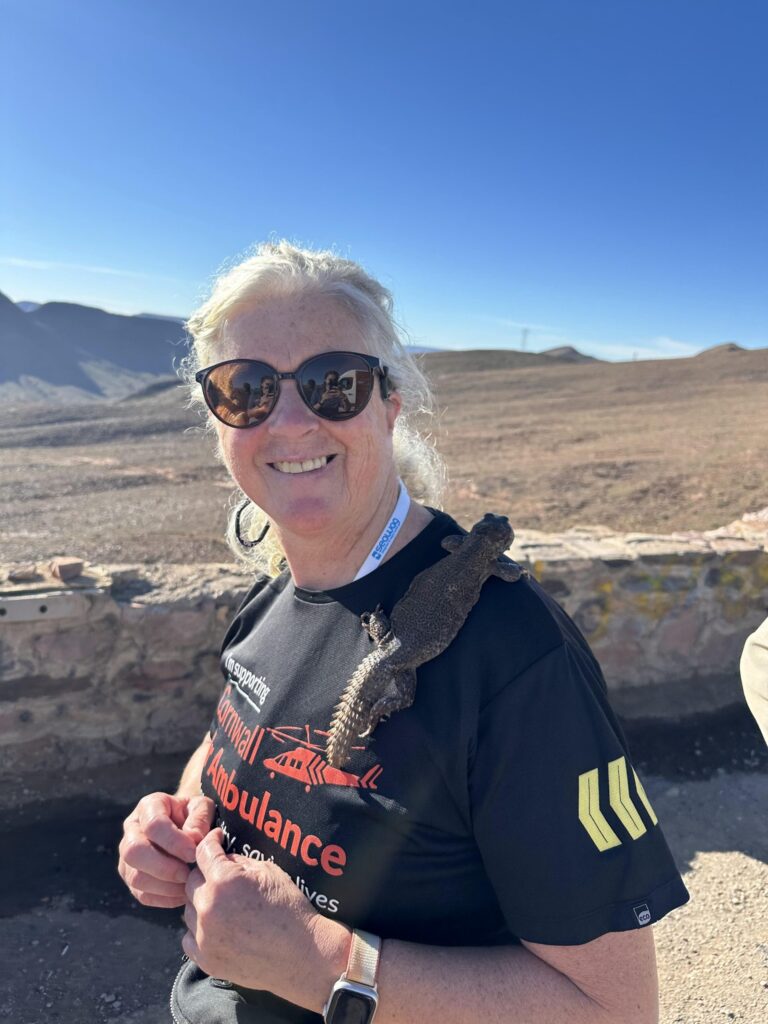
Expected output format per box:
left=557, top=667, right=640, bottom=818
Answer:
left=270, top=496, right=345, bottom=538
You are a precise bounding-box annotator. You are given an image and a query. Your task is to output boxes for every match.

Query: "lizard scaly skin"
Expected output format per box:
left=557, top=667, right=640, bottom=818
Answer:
left=326, top=513, right=527, bottom=767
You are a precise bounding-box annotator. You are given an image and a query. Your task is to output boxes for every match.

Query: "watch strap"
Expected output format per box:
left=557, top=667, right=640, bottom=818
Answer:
left=345, top=928, right=381, bottom=987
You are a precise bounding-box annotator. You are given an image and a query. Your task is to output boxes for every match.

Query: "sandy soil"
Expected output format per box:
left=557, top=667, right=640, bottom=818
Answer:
left=1, top=347, right=766, bottom=566
left=428, top=347, right=768, bottom=533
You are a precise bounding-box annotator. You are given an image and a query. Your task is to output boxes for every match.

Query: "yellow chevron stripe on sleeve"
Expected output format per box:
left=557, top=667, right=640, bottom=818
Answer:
left=608, top=756, right=647, bottom=839
left=632, top=767, right=659, bottom=825
left=578, top=768, right=622, bottom=851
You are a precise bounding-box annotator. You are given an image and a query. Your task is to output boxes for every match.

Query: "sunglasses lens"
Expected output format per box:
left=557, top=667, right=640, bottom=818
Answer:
left=203, top=361, right=277, bottom=427
left=298, top=353, right=375, bottom=420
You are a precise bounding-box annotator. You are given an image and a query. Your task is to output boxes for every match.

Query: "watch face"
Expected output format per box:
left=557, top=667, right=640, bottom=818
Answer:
left=327, top=988, right=376, bottom=1024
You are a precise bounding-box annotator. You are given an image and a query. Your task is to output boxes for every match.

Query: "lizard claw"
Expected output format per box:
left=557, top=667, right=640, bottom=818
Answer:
left=362, top=606, right=393, bottom=644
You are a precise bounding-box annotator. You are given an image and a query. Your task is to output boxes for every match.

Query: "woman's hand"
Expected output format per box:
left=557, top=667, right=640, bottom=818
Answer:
left=182, top=828, right=351, bottom=1011
left=118, top=793, right=216, bottom=908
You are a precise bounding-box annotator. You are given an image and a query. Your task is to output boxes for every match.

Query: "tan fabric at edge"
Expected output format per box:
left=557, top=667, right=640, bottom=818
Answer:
left=739, top=617, right=768, bottom=747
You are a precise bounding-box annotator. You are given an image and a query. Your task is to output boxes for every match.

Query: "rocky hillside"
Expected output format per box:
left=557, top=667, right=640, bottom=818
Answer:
left=0, top=292, right=187, bottom=401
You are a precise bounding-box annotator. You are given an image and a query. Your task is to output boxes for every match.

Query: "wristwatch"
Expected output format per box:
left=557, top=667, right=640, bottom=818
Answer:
left=322, top=927, right=381, bottom=1024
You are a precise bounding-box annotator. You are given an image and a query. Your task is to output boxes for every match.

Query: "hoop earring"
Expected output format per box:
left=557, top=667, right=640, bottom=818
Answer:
left=234, top=498, right=270, bottom=548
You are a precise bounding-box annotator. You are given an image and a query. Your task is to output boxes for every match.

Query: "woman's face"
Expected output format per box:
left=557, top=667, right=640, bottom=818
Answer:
left=211, top=293, right=402, bottom=539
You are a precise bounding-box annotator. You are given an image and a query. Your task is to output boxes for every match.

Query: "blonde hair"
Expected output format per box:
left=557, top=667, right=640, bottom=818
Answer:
left=178, top=240, right=446, bottom=575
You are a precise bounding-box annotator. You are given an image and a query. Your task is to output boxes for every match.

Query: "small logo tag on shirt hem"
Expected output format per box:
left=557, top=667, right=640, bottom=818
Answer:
left=633, top=903, right=652, bottom=926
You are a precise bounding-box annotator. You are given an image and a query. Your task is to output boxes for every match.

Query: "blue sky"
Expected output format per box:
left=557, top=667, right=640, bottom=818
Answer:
left=2, top=0, right=766, bottom=361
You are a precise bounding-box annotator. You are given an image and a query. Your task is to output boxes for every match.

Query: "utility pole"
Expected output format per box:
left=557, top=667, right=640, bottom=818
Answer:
left=520, top=327, right=529, bottom=352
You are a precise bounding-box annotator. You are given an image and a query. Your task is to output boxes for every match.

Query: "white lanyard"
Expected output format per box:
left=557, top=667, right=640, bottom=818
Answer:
left=353, top=481, right=411, bottom=581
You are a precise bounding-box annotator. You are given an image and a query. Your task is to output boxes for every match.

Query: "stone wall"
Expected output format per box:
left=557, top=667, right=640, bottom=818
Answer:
left=0, top=565, right=246, bottom=782
left=1, top=512, right=766, bottom=781
left=514, top=512, right=768, bottom=719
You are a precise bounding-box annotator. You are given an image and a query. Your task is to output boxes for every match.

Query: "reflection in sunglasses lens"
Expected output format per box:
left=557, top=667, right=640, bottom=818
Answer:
left=205, top=353, right=377, bottom=427
left=206, top=363, right=276, bottom=426
left=299, top=354, right=373, bottom=419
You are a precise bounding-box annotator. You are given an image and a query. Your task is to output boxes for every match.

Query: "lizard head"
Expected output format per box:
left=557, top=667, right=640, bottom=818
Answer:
left=471, top=513, right=513, bottom=552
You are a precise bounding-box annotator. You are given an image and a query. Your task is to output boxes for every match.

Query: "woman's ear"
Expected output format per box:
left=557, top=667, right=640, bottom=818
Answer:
left=385, top=387, right=402, bottom=431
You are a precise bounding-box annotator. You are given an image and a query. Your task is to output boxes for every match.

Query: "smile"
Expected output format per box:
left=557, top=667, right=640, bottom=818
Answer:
left=270, top=455, right=336, bottom=475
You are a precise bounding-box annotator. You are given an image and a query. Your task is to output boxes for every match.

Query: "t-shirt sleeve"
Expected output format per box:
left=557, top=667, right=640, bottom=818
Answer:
left=469, top=639, right=690, bottom=945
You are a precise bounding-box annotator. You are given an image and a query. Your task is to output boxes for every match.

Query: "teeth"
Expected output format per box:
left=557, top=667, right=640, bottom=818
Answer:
left=273, top=456, right=329, bottom=474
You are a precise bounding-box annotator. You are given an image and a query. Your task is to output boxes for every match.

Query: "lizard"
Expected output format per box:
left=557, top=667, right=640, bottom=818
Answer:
left=325, top=513, right=528, bottom=768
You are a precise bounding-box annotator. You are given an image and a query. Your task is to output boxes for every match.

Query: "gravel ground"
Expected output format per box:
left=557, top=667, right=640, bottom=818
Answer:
left=1, top=712, right=766, bottom=1024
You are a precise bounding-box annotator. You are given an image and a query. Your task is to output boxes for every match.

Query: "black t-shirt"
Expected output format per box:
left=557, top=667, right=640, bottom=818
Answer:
left=180, top=510, right=688, bottom=1022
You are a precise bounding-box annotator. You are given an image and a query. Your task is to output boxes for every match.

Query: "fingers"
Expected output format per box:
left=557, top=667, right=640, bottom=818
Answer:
left=182, top=894, right=198, bottom=935
left=185, top=865, right=204, bottom=899
left=119, top=829, right=192, bottom=884
left=182, top=796, right=216, bottom=844
left=132, top=890, right=186, bottom=909
left=121, top=865, right=188, bottom=901
left=118, top=792, right=205, bottom=910
left=181, top=929, right=202, bottom=965
left=134, top=793, right=199, bottom=863
left=117, top=790, right=221, bottom=915
left=181, top=885, right=204, bottom=970
left=167, top=796, right=189, bottom=830
left=194, top=828, right=226, bottom=875
left=118, top=856, right=188, bottom=909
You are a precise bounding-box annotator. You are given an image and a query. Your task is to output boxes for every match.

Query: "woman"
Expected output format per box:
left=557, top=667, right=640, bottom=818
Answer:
left=312, top=369, right=352, bottom=418
left=118, top=241, right=688, bottom=1024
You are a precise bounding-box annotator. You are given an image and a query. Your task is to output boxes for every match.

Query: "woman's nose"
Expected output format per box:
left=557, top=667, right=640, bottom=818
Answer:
left=266, top=382, right=319, bottom=437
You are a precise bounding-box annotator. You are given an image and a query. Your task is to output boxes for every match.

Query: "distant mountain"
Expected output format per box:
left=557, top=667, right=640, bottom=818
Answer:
left=540, top=345, right=598, bottom=363
left=695, top=342, right=745, bottom=356
left=16, top=301, right=41, bottom=312
left=420, top=346, right=604, bottom=375
left=0, top=292, right=188, bottom=403
left=406, top=344, right=444, bottom=354
left=135, top=312, right=186, bottom=324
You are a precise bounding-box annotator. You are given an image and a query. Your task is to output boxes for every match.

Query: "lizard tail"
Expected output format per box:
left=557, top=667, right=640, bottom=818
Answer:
left=326, top=676, right=371, bottom=768
left=326, top=637, right=400, bottom=768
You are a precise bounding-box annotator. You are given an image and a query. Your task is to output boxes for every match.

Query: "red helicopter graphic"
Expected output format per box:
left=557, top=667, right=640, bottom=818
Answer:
left=263, top=724, right=383, bottom=793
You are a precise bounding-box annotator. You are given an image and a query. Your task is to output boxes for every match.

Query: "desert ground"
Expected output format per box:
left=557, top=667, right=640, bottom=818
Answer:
left=0, top=346, right=766, bottom=566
